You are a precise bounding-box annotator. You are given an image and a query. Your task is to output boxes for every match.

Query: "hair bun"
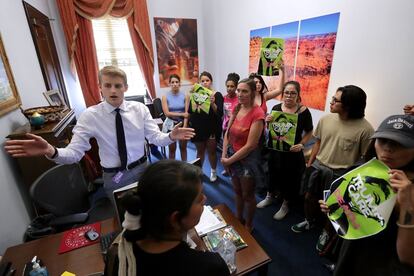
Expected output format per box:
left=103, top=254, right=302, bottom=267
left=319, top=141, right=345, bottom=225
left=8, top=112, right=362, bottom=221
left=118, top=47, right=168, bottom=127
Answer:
left=121, top=192, right=142, bottom=216
left=226, top=72, right=240, bottom=83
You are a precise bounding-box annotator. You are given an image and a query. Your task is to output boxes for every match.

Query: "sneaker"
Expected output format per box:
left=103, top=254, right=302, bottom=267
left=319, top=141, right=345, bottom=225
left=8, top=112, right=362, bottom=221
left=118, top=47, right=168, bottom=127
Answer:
left=256, top=195, right=274, bottom=208
left=221, top=169, right=229, bottom=176
left=273, top=202, right=289, bottom=220
left=316, top=230, right=330, bottom=252
left=210, top=171, right=217, bottom=182
left=291, top=219, right=314, bottom=233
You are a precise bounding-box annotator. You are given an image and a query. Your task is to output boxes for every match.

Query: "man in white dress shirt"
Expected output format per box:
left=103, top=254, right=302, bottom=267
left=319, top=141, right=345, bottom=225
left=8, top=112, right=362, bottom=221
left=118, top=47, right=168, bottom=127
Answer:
left=5, top=66, right=195, bottom=196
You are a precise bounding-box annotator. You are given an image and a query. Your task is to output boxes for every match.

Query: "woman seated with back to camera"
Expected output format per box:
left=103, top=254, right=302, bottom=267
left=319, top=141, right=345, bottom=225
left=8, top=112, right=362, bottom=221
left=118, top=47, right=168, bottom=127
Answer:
left=104, top=160, right=229, bottom=276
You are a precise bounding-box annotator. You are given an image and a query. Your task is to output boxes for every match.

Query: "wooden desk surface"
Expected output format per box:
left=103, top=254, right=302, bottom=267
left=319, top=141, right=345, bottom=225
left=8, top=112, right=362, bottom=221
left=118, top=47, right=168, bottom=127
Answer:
left=2, top=204, right=270, bottom=275
left=190, top=204, right=271, bottom=275
left=1, top=219, right=116, bottom=276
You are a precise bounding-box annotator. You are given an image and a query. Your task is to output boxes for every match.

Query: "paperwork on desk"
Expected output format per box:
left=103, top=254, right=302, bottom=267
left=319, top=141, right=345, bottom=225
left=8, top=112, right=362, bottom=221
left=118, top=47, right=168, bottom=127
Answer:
left=195, top=205, right=227, bottom=236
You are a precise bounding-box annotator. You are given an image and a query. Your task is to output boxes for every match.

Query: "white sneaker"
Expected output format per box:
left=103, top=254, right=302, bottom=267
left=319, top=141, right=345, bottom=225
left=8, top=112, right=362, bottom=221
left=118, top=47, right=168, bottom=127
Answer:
left=210, top=171, right=217, bottom=182
left=256, top=195, right=274, bottom=208
left=291, top=219, right=314, bottom=233
left=273, top=202, right=289, bottom=220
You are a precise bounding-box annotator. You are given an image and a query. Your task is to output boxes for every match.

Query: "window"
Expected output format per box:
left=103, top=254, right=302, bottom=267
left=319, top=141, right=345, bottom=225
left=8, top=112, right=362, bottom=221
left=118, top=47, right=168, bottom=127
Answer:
left=92, top=17, right=146, bottom=96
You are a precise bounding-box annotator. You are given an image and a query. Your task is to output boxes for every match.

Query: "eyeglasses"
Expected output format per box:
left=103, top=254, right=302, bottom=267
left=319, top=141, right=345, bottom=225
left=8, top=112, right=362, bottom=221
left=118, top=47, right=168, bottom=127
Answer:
left=284, top=91, right=298, bottom=97
left=331, top=97, right=342, bottom=103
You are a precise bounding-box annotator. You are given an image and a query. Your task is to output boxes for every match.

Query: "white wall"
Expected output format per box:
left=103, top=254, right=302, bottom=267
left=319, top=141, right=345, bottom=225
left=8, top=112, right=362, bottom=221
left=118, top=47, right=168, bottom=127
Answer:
left=202, top=0, right=413, bottom=128
left=0, top=0, right=83, bottom=253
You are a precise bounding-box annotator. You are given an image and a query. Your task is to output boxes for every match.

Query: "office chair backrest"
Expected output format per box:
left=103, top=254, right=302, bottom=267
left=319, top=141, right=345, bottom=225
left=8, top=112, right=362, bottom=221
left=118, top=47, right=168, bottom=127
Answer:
left=125, top=95, right=145, bottom=104
left=30, top=164, right=90, bottom=216
left=152, top=98, right=166, bottom=120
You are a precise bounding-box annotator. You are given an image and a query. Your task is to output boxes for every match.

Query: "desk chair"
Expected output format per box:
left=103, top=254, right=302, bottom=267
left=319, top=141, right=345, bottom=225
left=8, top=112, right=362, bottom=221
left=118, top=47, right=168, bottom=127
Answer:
left=29, top=163, right=114, bottom=236
left=149, top=97, right=167, bottom=159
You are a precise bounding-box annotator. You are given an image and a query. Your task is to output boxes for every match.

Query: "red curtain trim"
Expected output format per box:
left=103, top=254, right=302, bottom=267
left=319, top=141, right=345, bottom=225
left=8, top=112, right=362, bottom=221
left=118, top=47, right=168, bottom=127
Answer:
left=74, top=0, right=116, bottom=19
left=69, top=23, right=79, bottom=75
left=133, top=23, right=154, bottom=66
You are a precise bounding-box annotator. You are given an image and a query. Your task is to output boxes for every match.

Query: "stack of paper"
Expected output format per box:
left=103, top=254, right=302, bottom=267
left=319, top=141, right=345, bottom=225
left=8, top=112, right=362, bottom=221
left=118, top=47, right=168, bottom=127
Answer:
left=195, top=206, right=227, bottom=236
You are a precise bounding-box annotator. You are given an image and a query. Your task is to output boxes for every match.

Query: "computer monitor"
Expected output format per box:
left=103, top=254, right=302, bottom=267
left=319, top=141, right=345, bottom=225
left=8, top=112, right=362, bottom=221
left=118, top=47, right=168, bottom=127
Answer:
left=188, top=158, right=201, bottom=168
left=112, top=182, right=138, bottom=227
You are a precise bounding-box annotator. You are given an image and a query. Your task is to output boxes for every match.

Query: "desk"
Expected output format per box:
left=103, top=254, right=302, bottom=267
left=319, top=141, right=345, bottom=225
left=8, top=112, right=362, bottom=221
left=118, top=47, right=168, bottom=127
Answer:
left=6, top=109, right=76, bottom=189
left=1, top=204, right=270, bottom=275
left=190, top=204, right=271, bottom=275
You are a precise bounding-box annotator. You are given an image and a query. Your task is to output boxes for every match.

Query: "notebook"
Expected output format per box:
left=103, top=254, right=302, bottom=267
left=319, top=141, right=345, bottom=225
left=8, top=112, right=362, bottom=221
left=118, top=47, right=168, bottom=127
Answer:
left=195, top=206, right=227, bottom=236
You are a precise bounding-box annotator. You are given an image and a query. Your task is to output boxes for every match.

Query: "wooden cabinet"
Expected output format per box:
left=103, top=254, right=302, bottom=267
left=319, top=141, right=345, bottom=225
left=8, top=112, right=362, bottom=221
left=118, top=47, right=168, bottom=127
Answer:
left=7, top=109, right=76, bottom=189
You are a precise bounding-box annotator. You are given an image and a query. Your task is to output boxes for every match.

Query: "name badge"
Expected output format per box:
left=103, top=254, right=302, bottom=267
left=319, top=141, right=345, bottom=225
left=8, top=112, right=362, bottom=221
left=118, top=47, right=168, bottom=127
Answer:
left=112, top=171, right=124, bottom=184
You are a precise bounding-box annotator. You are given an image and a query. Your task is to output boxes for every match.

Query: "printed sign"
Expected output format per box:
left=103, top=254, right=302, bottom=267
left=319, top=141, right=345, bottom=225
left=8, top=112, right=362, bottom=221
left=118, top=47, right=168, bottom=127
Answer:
left=258, top=38, right=284, bottom=76
left=326, top=158, right=396, bottom=240
left=267, top=110, right=298, bottom=151
left=190, top=83, right=212, bottom=114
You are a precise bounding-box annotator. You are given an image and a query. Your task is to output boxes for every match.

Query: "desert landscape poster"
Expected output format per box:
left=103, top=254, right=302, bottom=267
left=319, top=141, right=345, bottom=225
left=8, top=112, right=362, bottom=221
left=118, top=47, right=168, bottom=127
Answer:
left=265, top=21, right=299, bottom=96
left=154, top=17, right=199, bottom=88
left=248, top=13, right=340, bottom=110
left=249, top=27, right=270, bottom=74
left=295, top=13, right=340, bottom=110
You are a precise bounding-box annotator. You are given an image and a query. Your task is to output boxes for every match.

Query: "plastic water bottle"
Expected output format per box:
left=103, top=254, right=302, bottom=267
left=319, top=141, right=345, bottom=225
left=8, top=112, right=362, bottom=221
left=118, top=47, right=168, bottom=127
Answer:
left=215, top=236, right=237, bottom=273
left=29, top=261, right=49, bottom=276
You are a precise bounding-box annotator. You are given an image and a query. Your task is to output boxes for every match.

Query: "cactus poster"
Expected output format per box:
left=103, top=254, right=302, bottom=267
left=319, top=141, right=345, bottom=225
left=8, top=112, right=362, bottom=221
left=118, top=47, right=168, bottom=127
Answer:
left=257, top=38, right=284, bottom=76
left=190, top=83, right=212, bottom=114
left=267, top=111, right=298, bottom=151
left=326, top=158, right=396, bottom=240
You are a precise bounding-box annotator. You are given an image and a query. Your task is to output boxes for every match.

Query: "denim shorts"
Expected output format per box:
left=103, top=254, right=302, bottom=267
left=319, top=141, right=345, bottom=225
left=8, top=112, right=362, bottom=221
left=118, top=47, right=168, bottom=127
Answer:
left=227, top=145, right=263, bottom=179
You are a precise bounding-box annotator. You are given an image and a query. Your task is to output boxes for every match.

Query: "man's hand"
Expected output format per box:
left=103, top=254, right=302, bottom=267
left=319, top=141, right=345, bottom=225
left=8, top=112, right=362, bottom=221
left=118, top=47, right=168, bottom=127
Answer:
left=169, top=122, right=195, bottom=141
left=4, top=133, right=55, bottom=158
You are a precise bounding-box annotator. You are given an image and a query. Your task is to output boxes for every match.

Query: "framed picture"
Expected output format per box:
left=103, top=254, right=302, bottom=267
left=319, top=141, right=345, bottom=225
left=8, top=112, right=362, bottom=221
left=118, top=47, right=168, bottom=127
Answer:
left=43, top=89, right=67, bottom=109
left=0, top=33, right=21, bottom=117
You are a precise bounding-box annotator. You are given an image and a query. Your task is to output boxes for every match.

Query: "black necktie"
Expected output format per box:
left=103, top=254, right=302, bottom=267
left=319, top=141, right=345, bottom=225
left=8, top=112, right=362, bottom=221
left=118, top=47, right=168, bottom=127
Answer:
left=115, top=108, right=127, bottom=169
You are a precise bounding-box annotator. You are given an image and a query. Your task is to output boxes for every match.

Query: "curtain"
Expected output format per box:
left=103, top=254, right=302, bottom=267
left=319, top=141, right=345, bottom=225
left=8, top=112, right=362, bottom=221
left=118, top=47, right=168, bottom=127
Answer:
left=57, top=0, right=156, bottom=104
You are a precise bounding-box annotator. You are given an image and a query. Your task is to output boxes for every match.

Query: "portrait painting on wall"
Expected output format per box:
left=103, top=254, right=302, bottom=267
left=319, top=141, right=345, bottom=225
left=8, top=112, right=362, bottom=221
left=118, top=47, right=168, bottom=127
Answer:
left=0, top=34, right=21, bottom=117
left=248, top=13, right=340, bottom=110
left=154, top=17, right=199, bottom=88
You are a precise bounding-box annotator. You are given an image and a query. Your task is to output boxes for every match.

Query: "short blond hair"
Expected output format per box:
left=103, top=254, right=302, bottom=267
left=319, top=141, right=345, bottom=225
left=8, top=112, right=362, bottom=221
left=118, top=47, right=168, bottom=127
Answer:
left=98, top=66, right=128, bottom=85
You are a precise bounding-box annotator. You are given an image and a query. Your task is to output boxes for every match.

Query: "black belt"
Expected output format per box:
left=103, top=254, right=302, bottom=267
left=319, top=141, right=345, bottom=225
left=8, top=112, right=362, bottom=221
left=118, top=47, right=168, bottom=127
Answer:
left=102, top=156, right=147, bottom=173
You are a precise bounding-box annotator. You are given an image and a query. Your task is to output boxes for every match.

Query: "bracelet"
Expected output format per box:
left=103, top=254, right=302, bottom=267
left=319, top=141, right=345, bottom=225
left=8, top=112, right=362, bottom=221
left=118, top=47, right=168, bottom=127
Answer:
left=51, top=147, right=58, bottom=159
left=396, top=222, right=414, bottom=228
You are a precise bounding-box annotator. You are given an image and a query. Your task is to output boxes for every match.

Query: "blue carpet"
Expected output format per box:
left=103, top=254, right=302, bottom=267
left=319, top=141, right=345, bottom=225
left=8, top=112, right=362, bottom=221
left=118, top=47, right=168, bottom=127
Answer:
left=151, top=142, right=332, bottom=276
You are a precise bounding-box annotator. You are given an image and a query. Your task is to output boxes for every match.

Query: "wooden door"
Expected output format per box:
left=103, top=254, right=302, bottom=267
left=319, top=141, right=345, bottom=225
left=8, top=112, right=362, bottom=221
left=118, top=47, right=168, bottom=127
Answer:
left=23, top=1, right=70, bottom=107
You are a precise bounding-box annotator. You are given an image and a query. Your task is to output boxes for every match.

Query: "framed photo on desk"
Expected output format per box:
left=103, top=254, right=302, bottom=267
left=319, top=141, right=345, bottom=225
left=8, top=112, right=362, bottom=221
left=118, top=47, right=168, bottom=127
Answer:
left=0, top=33, right=21, bottom=117
left=43, top=89, right=67, bottom=110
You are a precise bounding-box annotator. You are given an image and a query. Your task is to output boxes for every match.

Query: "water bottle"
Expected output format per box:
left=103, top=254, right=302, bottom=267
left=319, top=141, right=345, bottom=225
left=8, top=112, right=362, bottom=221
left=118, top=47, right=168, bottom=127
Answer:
left=215, top=236, right=237, bottom=273
left=29, top=261, right=49, bottom=276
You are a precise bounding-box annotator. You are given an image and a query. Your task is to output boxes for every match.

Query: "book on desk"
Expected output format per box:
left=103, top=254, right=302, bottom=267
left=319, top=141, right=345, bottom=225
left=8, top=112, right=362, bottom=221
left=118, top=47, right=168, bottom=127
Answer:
left=195, top=205, right=247, bottom=251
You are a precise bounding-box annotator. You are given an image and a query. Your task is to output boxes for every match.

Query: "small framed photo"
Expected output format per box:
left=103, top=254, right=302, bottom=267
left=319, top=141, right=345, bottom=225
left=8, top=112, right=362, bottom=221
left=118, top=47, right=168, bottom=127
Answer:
left=43, top=90, right=67, bottom=109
